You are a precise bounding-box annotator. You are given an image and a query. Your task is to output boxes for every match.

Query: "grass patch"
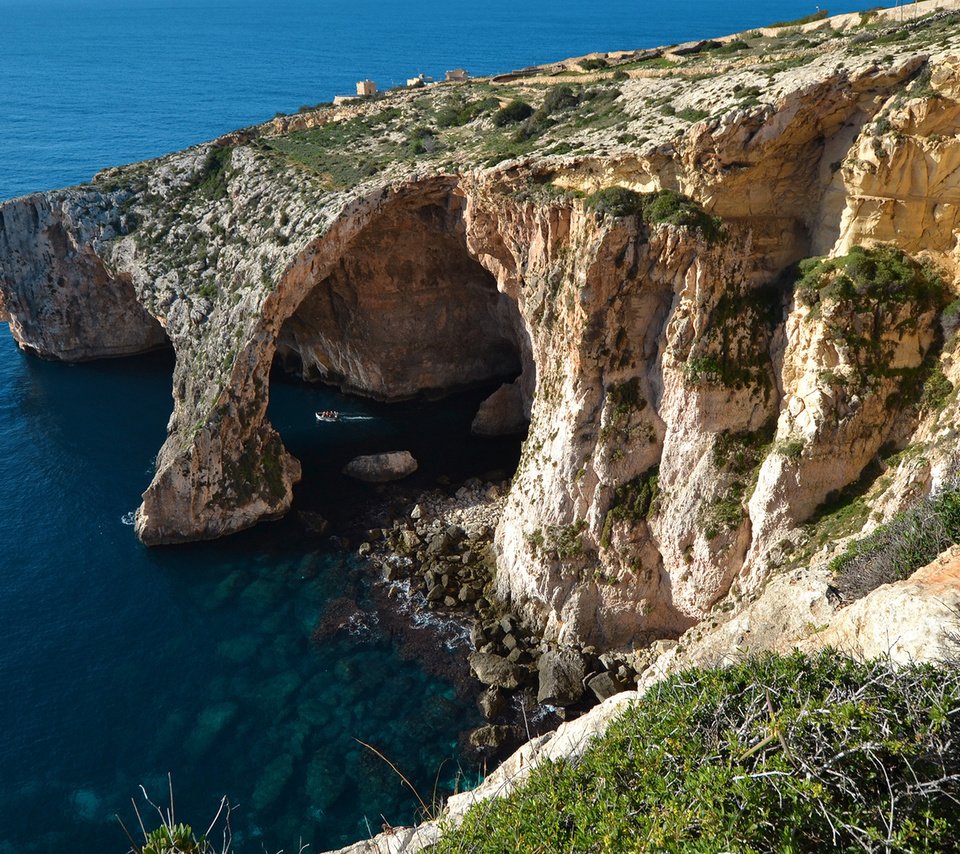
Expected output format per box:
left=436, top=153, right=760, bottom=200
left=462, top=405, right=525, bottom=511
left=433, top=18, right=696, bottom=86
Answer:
left=438, top=651, right=960, bottom=853
left=682, top=286, right=781, bottom=391
left=264, top=108, right=404, bottom=188
left=189, top=146, right=233, bottom=201
left=527, top=520, right=588, bottom=560
left=830, top=479, right=960, bottom=601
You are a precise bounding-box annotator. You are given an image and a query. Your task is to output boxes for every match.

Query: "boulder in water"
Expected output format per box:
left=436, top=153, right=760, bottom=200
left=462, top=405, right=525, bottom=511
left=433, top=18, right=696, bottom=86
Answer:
left=342, top=451, right=418, bottom=482
left=468, top=651, right=523, bottom=689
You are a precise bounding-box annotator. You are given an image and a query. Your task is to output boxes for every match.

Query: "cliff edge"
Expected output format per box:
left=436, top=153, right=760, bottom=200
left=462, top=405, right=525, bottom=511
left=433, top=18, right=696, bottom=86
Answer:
left=2, top=0, right=960, bottom=657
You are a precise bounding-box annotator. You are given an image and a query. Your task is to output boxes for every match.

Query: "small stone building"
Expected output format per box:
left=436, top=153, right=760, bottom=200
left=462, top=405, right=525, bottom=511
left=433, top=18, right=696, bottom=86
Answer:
left=445, top=68, right=469, bottom=82
left=356, top=79, right=377, bottom=97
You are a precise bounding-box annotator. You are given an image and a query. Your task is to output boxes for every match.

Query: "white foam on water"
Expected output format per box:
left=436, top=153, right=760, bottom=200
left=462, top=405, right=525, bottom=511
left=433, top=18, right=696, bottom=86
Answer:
left=120, top=511, right=136, bottom=526
left=385, top=578, right=472, bottom=650
left=345, top=609, right=380, bottom=639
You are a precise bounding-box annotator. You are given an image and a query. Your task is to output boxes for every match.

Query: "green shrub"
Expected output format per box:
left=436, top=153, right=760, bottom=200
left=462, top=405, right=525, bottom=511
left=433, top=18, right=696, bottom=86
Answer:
left=715, top=39, right=751, bottom=54
left=529, top=520, right=588, bottom=559
left=435, top=96, right=500, bottom=128
left=196, top=281, right=217, bottom=301
left=830, top=479, right=960, bottom=600
left=675, top=106, right=710, bottom=122
left=493, top=100, right=534, bottom=126
left=578, top=57, right=608, bottom=71
left=712, top=421, right=776, bottom=474
left=702, top=482, right=747, bottom=540
left=438, top=651, right=960, bottom=853
left=600, top=467, right=660, bottom=548
left=584, top=187, right=724, bottom=242
left=142, top=823, right=204, bottom=854
left=920, top=365, right=954, bottom=412
left=511, top=114, right=552, bottom=143
left=794, top=245, right=946, bottom=312
left=584, top=186, right=645, bottom=218
left=942, top=297, right=960, bottom=336
left=190, top=146, right=232, bottom=201
left=639, top=189, right=724, bottom=241
left=542, top=85, right=580, bottom=114
left=777, top=438, right=805, bottom=459
left=407, top=125, right=439, bottom=155
left=611, top=69, right=629, bottom=81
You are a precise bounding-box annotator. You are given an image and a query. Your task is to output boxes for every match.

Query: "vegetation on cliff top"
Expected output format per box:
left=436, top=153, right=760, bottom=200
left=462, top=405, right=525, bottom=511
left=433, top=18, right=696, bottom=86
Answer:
left=436, top=650, right=960, bottom=853
left=794, top=245, right=946, bottom=313
left=585, top=187, right=724, bottom=243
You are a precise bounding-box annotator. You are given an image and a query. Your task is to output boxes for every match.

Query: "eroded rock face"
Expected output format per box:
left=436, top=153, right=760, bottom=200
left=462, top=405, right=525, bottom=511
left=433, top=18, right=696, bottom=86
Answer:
left=276, top=190, right=522, bottom=399
left=471, top=380, right=527, bottom=436
left=0, top=190, right=168, bottom=359
left=1, top=11, right=960, bottom=655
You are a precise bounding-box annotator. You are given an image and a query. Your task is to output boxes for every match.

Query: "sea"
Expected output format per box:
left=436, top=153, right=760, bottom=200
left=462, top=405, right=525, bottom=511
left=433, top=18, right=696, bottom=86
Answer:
left=0, top=1, right=881, bottom=851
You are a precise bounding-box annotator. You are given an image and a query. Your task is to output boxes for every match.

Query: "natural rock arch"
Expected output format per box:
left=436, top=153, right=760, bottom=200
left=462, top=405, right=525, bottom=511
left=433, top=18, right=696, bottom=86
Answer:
left=275, top=182, right=525, bottom=401
left=136, top=177, right=534, bottom=545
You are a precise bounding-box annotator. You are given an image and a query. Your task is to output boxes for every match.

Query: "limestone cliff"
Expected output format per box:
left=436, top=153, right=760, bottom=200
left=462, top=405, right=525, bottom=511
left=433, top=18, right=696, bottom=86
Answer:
left=2, top=0, right=960, bottom=650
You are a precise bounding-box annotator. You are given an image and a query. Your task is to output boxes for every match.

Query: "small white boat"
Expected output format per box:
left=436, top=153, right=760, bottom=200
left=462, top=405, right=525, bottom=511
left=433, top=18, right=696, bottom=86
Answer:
left=315, top=410, right=340, bottom=422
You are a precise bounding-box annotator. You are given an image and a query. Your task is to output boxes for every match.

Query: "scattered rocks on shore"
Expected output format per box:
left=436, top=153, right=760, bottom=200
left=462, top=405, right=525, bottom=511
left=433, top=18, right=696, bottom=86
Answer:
left=360, top=476, right=649, bottom=746
left=468, top=652, right=523, bottom=690
left=537, top=648, right=586, bottom=706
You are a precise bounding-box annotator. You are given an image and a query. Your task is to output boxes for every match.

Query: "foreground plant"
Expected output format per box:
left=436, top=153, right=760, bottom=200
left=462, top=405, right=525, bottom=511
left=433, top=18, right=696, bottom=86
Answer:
left=438, top=651, right=960, bottom=853
left=117, top=775, right=232, bottom=854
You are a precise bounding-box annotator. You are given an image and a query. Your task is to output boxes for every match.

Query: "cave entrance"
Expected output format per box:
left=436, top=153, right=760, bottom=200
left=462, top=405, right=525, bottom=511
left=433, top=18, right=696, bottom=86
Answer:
left=268, top=187, right=530, bottom=524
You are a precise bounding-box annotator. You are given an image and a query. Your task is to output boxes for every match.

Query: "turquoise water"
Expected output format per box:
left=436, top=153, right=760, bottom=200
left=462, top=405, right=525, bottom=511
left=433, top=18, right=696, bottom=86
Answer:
left=0, top=0, right=886, bottom=851
left=0, top=334, right=512, bottom=852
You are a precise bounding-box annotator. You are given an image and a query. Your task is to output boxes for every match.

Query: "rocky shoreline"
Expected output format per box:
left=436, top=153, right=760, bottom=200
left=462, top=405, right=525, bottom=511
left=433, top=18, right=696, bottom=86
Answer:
left=348, top=476, right=658, bottom=759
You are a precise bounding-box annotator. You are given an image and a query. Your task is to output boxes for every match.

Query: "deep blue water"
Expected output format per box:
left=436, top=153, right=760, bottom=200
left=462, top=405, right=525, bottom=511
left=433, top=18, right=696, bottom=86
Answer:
left=0, top=0, right=885, bottom=851
left=1, top=0, right=884, bottom=202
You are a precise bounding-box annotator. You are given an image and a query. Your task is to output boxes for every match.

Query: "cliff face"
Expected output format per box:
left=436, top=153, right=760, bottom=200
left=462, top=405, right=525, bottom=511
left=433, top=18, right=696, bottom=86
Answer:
left=2, top=1, right=960, bottom=648
left=0, top=190, right=168, bottom=359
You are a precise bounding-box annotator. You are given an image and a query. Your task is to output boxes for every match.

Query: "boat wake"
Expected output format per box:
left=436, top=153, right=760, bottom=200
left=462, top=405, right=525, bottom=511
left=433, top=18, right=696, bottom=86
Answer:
left=315, top=410, right=375, bottom=423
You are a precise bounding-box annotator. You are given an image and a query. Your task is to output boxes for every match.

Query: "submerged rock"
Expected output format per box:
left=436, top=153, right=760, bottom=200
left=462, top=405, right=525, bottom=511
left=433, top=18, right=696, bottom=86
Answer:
left=468, top=723, right=522, bottom=751
left=342, top=451, right=418, bottom=483
left=298, top=510, right=330, bottom=536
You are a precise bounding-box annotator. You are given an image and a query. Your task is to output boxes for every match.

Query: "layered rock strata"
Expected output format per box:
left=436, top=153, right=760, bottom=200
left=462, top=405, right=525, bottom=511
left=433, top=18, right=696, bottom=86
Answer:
left=1, top=0, right=959, bottom=649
